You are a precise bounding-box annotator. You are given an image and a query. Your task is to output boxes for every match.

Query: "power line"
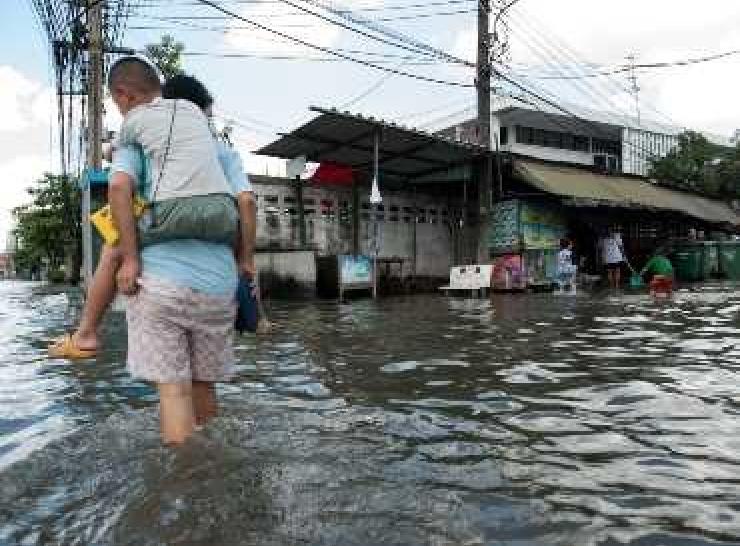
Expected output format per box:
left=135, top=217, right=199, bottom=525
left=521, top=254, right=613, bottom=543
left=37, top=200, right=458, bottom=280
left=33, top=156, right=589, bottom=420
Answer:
left=297, top=0, right=474, bottom=66
left=517, top=48, right=740, bottom=80
left=192, top=0, right=474, bottom=87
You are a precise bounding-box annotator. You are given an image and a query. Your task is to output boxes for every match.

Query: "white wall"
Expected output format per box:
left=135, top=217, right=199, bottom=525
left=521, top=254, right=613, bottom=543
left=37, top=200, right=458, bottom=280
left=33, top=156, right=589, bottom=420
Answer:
left=502, top=142, right=595, bottom=167
left=252, top=180, right=463, bottom=278
left=622, top=127, right=679, bottom=177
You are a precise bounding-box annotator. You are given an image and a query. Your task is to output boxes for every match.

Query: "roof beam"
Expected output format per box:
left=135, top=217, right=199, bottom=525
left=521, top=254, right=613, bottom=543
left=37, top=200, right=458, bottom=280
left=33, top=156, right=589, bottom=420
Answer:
left=354, top=140, right=449, bottom=170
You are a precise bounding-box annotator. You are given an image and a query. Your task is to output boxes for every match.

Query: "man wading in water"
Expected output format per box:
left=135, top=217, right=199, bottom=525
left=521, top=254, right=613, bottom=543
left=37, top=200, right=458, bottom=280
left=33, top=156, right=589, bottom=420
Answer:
left=62, top=58, right=253, bottom=445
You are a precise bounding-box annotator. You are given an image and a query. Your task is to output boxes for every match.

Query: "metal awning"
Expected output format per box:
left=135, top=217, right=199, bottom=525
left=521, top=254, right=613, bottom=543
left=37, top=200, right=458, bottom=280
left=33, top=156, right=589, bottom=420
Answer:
left=256, top=107, right=488, bottom=184
left=515, top=160, right=740, bottom=226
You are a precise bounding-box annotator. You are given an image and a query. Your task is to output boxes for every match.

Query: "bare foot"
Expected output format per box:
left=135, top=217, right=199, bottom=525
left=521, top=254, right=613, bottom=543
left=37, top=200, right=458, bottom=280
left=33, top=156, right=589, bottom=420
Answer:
left=71, top=330, right=99, bottom=352
left=256, top=318, right=272, bottom=335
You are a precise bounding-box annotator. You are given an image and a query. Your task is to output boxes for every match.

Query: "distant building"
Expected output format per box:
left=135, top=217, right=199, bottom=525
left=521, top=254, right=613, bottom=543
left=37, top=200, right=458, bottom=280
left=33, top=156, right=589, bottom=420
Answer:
left=0, top=252, right=14, bottom=279
left=441, top=105, right=732, bottom=178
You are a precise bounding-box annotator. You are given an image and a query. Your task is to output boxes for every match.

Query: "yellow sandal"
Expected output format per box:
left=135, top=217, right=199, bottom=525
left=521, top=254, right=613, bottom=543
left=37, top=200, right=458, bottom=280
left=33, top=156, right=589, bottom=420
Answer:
left=48, top=334, right=97, bottom=360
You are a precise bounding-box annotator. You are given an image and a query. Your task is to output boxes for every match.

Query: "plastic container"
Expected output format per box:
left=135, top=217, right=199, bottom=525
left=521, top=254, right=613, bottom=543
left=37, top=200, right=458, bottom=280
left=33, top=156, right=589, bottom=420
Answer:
left=718, top=241, right=740, bottom=281
left=699, top=241, right=719, bottom=280
left=673, top=243, right=703, bottom=282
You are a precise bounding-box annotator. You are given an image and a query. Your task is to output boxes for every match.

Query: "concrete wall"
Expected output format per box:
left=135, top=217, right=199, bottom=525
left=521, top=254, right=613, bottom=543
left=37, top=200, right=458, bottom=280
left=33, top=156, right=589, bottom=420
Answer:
left=256, top=250, right=316, bottom=296
left=251, top=177, right=467, bottom=279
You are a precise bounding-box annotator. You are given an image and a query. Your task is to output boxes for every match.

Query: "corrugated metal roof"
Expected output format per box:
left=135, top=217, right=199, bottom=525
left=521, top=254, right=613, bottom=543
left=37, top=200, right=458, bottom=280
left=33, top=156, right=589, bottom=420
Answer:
left=515, top=160, right=739, bottom=226
left=257, top=107, right=487, bottom=183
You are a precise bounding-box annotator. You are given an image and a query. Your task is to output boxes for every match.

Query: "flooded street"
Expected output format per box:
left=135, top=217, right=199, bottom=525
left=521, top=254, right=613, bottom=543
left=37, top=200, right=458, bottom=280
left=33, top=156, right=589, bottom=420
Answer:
left=1, top=280, right=740, bottom=545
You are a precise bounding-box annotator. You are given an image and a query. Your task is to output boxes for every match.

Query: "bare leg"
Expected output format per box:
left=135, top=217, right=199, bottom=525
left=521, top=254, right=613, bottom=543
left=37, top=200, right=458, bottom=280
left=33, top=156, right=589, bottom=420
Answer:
left=614, top=266, right=621, bottom=288
left=192, top=381, right=218, bottom=426
left=158, top=382, right=196, bottom=445
left=73, top=245, right=121, bottom=350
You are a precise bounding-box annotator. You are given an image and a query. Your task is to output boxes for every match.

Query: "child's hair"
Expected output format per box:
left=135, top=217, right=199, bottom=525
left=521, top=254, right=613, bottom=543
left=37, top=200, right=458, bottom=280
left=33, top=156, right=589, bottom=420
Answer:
left=560, top=238, right=571, bottom=250
left=108, top=56, right=161, bottom=94
left=162, top=74, right=213, bottom=111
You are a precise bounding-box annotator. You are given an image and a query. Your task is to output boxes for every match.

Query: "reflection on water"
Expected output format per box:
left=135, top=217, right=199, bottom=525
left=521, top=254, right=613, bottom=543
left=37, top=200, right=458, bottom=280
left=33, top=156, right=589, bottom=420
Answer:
left=1, top=280, right=740, bottom=545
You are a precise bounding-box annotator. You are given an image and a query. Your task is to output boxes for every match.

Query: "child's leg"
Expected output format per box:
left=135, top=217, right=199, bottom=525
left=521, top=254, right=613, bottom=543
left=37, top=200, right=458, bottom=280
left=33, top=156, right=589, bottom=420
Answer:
left=192, top=381, right=218, bottom=426
left=158, top=382, right=196, bottom=445
left=74, top=245, right=122, bottom=349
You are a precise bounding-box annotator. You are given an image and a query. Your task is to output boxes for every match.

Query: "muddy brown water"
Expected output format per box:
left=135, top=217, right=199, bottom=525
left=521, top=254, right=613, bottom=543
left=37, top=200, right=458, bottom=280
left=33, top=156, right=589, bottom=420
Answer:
left=1, top=280, right=739, bottom=545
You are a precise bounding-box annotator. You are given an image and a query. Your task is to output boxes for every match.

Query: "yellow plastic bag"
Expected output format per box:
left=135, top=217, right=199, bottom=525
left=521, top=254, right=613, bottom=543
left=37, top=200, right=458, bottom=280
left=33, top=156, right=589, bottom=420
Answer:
left=90, top=195, right=148, bottom=246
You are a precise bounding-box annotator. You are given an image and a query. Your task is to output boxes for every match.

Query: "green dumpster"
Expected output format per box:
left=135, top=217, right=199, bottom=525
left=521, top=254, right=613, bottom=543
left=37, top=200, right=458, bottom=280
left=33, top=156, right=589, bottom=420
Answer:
left=718, top=241, right=740, bottom=281
left=673, top=243, right=703, bottom=282
left=699, top=241, right=719, bottom=281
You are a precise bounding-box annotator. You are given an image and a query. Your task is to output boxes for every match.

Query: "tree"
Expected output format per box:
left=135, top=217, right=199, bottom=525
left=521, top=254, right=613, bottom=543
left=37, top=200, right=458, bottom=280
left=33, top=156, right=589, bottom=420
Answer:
left=12, top=173, right=82, bottom=283
left=144, top=34, right=185, bottom=80
left=649, top=131, right=739, bottom=198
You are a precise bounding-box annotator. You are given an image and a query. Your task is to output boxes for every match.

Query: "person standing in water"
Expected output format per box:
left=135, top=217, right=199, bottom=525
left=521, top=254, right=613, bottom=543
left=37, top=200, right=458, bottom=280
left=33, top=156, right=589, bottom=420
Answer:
left=641, top=250, right=674, bottom=297
left=600, top=226, right=625, bottom=289
left=555, top=238, right=577, bottom=294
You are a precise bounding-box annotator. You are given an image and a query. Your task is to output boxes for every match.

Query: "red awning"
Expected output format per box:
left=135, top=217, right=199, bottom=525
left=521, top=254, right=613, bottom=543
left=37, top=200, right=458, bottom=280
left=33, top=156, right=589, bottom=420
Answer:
left=310, top=162, right=354, bottom=186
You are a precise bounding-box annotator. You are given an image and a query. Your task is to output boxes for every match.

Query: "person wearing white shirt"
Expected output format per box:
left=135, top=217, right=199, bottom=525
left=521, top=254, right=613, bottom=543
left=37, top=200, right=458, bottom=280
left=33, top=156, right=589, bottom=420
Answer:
left=600, top=227, right=625, bottom=289
left=556, top=238, right=577, bottom=294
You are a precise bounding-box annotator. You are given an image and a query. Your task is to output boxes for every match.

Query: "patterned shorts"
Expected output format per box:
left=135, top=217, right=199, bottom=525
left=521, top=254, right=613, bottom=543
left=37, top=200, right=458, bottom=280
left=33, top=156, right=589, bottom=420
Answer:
left=126, top=277, right=236, bottom=384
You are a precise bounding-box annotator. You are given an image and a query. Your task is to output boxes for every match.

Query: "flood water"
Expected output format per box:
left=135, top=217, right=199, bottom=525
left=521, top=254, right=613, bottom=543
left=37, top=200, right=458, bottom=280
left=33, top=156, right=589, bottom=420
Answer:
left=1, top=280, right=740, bottom=545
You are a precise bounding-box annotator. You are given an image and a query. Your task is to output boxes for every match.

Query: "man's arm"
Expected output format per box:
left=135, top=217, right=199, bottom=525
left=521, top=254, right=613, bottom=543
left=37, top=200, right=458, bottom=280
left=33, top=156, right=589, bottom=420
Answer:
left=236, top=191, right=257, bottom=279
left=109, top=171, right=140, bottom=294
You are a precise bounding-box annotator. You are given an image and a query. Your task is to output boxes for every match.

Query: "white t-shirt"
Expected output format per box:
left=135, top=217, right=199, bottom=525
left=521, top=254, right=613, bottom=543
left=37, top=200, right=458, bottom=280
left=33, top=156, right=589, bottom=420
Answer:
left=115, top=97, right=232, bottom=201
left=557, top=248, right=576, bottom=274
left=602, top=233, right=624, bottom=264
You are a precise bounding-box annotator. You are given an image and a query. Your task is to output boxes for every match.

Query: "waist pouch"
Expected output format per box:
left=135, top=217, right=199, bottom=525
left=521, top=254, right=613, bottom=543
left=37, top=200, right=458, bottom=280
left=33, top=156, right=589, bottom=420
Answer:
left=140, top=193, right=239, bottom=247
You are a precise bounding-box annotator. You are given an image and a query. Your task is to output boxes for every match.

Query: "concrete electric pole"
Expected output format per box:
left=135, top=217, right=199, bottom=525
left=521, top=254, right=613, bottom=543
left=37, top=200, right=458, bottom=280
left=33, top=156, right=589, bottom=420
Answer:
left=82, top=0, right=105, bottom=286
left=476, top=0, right=493, bottom=263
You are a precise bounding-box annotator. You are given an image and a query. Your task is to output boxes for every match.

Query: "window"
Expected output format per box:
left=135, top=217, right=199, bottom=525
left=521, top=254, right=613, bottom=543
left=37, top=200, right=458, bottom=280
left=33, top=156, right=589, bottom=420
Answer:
left=283, top=196, right=296, bottom=204
left=500, top=126, right=509, bottom=145
left=593, top=138, right=621, bottom=156
left=574, top=136, right=590, bottom=152
left=594, top=155, right=607, bottom=171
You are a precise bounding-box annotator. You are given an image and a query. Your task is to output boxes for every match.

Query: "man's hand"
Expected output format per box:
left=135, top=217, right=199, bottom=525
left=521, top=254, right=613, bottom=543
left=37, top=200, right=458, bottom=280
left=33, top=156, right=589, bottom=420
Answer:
left=239, top=255, right=256, bottom=280
left=117, top=255, right=140, bottom=295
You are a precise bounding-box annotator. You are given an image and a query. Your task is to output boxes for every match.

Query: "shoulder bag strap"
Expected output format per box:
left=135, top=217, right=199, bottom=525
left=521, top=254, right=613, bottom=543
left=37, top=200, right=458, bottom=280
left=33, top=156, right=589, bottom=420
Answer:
left=151, top=99, right=177, bottom=204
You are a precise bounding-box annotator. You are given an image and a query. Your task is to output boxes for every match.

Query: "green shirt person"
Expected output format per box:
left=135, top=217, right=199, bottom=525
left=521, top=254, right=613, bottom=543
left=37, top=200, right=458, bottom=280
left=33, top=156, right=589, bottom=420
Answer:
left=641, top=255, right=673, bottom=278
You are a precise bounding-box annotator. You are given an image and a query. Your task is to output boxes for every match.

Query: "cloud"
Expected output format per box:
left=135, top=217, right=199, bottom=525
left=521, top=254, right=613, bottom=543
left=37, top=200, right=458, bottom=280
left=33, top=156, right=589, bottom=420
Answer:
left=0, top=66, right=54, bottom=134
left=0, top=65, right=55, bottom=249
left=0, top=154, right=51, bottom=251
left=450, top=0, right=740, bottom=136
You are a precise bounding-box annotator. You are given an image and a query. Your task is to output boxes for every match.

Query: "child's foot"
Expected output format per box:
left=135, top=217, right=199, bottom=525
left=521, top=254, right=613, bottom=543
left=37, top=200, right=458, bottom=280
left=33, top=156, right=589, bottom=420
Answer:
left=71, top=330, right=99, bottom=352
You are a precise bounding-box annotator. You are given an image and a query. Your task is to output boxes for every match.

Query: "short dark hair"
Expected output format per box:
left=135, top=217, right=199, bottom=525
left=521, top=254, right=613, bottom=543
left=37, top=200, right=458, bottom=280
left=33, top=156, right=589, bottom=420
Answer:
left=560, top=238, right=571, bottom=250
left=108, top=56, right=161, bottom=94
left=162, top=74, right=214, bottom=111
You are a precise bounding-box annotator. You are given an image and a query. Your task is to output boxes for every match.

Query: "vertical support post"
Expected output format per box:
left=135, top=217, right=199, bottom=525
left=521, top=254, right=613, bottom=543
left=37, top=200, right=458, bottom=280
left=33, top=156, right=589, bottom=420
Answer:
left=351, top=180, right=359, bottom=255
left=83, top=0, right=104, bottom=287
left=370, top=129, right=381, bottom=299
left=294, top=175, right=307, bottom=248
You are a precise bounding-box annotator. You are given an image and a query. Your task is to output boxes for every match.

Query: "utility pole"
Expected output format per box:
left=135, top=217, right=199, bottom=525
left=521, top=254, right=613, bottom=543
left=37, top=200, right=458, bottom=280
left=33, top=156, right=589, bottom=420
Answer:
left=82, top=0, right=105, bottom=286
left=476, top=0, right=492, bottom=263
left=626, top=53, right=641, bottom=127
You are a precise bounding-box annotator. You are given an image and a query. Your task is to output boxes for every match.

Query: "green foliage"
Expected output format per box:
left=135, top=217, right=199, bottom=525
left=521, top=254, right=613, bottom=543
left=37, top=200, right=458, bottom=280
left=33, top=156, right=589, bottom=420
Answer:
left=144, top=35, right=185, bottom=80
left=649, top=131, right=740, bottom=198
left=12, top=173, right=82, bottom=283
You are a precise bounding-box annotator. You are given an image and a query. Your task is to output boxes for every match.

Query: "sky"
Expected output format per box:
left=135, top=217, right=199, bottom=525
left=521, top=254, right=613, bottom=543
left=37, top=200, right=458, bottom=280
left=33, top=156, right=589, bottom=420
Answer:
left=1, top=0, right=739, bottom=249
